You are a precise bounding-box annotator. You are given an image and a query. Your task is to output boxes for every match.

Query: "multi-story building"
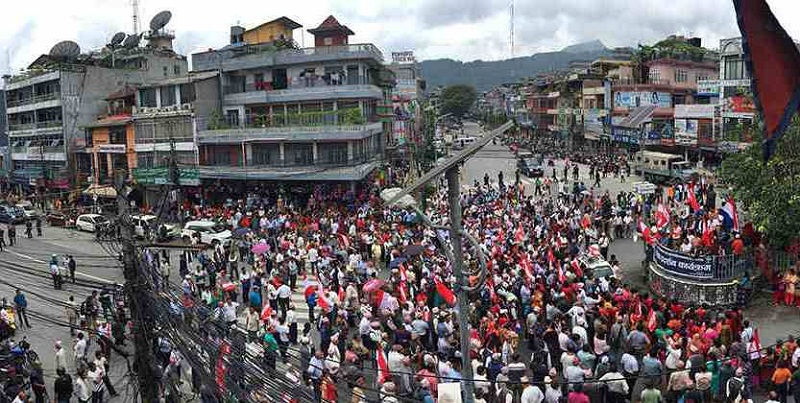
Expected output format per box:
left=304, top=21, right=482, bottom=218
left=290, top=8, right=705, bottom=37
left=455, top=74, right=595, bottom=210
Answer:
left=3, top=35, right=187, bottom=190
left=0, top=89, right=7, bottom=181
left=190, top=16, right=395, bottom=189
left=387, top=51, right=425, bottom=148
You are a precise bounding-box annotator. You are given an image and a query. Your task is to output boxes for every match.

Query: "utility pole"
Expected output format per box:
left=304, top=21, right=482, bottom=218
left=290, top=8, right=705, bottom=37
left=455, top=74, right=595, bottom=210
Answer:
left=446, top=166, right=474, bottom=403
left=115, top=170, right=159, bottom=402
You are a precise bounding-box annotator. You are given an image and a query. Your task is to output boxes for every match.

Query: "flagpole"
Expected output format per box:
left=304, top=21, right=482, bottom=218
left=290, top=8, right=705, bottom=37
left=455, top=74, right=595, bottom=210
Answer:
left=447, top=166, right=475, bottom=403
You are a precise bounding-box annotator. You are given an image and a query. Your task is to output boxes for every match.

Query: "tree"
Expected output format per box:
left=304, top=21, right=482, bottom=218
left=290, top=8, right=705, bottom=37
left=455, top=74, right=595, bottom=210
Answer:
left=719, top=117, right=800, bottom=248
left=439, top=85, right=477, bottom=118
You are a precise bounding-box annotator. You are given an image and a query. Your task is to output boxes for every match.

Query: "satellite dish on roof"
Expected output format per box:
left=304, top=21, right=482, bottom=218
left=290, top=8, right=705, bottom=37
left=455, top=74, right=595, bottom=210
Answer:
left=49, top=41, right=81, bottom=58
left=109, top=32, right=126, bottom=46
left=149, top=10, right=172, bottom=31
left=122, top=33, right=141, bottom=49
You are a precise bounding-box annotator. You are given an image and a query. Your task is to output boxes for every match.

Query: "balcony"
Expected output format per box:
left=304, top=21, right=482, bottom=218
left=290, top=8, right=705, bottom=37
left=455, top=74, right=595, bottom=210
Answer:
left=11, top=146, right=66, bottom=162
left=197, top=121, right=383, bottom=144
left=8, top=120, right=63, bottom=134
left=223, top=77, right=382, bottom=105
left=192, top=43, right=384, bottom=72
left=7, top=92, right=61, bottom=108
left=196, top=160, right=380, bottom=182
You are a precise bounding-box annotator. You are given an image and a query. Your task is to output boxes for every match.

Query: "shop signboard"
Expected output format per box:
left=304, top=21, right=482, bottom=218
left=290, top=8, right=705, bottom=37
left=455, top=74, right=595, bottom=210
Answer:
left=696, top=80, right=720, bottom=96
left=391, top=51, right=415, bottom=64
left=675, top=119, right=698, bottom=145
left=97, top=144, right=126, bottom=154
left=722, top=94, right=756, bottom=118
left=614, top=91, right=671, bottom=109
left=583, top=109, right=604, bottom=138
left=654, top=245, right=714, bottom=279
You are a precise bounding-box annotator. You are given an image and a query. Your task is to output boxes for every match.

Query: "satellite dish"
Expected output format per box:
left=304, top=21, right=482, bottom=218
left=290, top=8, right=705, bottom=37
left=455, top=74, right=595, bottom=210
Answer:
left=109, top=32, right=126, bottom=46
left=122, top=33, right=141, bottom=49
left=49, top=41, right=81, bottom=58
left=149, top=10, right=172, bottom=31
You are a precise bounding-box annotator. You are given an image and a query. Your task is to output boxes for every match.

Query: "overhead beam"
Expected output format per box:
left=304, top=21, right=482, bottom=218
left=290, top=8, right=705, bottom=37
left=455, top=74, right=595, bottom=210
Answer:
left=383, top=120, right=515, bottom=206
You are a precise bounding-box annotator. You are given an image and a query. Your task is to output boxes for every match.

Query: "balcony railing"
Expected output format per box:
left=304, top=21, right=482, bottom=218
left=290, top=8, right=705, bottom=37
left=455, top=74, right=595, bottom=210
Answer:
left=224, top=75, right=372, bottom=95
left=193, top=43, right=384, bottom=72
left=7, top=92, right=61, bottom=108
left=8, top=120, right=63, bottom=132
left=199, top=108, right=369, bottom=131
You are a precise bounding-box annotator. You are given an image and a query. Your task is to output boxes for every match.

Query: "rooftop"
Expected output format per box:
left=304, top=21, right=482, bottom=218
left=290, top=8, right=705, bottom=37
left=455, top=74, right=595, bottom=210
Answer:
left=246, top=16, right=302, bottom=33
left=307, top=15, right=354, bottom=36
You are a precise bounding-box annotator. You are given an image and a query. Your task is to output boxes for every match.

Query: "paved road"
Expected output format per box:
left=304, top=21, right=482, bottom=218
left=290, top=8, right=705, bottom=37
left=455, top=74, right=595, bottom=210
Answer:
left=0, top=226, right=130, bottom=399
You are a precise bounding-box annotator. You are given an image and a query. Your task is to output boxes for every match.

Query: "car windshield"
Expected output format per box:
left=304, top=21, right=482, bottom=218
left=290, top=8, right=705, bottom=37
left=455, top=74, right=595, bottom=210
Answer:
left=525, top=158, right=540, bottom=165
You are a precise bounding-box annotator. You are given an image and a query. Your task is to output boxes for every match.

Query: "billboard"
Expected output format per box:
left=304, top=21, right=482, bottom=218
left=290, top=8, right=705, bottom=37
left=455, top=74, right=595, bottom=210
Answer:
left=583, top=109, right=604, bottom=139
left=675, top=119, right=698, bottom=145
left=723, top=94, right=756, bottom=118
left=674, top=104, right=715, bottom=119
left=391, top=51, right=416, bottom=64
left=614, top=91, right=671, bottom=109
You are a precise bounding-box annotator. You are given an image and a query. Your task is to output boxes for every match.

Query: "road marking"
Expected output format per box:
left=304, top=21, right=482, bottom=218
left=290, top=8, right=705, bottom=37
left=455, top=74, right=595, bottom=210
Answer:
left=5, top=250, right=117, bottom=284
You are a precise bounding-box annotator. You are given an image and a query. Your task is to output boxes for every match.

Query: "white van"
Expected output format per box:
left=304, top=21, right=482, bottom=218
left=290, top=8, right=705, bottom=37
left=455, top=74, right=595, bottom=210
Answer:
left=181, top=220, right=232, bottom=246
left=453, top=137, right=477, bottom=150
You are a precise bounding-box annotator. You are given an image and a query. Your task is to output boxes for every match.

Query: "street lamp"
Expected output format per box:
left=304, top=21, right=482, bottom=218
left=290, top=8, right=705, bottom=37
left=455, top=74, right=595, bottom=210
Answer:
left=383, top=120, right=513, bottom=403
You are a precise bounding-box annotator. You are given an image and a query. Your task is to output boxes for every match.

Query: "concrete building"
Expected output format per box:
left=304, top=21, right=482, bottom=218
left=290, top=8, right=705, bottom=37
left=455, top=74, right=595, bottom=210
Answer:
left=0, top=89, right=7, bottom=180
left=387, top=51, right=426, bottom=148
left=190, top=15, right=394, bottom=188
left=3, top=39, right=187, bottom=190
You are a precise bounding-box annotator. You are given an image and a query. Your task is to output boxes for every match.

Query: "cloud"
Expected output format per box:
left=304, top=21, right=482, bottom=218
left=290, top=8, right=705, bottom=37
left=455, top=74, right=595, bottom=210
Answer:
left=417, top=0, right=504, bottom=28
left=2, top=20, right=36, bottom=74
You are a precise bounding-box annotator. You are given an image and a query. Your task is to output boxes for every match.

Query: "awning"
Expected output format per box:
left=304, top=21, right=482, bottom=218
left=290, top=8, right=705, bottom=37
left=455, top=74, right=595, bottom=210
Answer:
left=616, top=105, right=656, bottom=129
left=83, top=184, right=117, bottom=198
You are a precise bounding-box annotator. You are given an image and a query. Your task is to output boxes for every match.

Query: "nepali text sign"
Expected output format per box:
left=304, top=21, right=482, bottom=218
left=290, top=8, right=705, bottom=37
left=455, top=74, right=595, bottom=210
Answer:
left=391, top=51, right=416, bottom=64
left=614, top=91, right=671, bottom=109
left=674, top=119, right=698, bottom=146
left=654, top=244, right=714, bottom=279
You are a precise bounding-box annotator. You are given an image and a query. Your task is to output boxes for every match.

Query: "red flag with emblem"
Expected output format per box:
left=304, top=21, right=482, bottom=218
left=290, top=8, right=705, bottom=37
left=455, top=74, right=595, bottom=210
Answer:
left=687, top=184, right=700, bottom=212
left=734, top=0, right=800, bottom=160
left=376, top=348, right=391, bottom=383
left=647, top=308, right=657, bottom=332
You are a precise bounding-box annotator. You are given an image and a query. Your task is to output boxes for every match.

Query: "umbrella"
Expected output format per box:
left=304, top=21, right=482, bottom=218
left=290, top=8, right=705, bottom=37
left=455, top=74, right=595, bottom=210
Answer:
left=362, top=279, right=385, bottom=293
left=234, top=228, right=251, bottom=237
left=389, top=257, right=408, bottom=269
left=221, top=282, right=236, bottom=292
left=404, top=245, right=425, bottom=257
left=251, top=243, right=269, bottom=254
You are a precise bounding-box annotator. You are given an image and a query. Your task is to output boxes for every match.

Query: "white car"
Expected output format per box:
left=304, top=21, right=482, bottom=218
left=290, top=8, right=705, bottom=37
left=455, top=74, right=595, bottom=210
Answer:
left=75, top=214, right=108, bottom=233
left=578, top=255, right=616, bottom=279
left=181, top=221, right=232, bottom=246
left=131, top=215, right=180, bottom=240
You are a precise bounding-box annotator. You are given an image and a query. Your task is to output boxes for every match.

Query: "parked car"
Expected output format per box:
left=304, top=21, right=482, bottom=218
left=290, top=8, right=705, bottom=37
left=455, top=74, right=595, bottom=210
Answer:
left=181, top=221, right=232, bottom=246
left=16, top=203, right=41, bottom=221
left=75, top=214, right=109, bottom=233
left=0, top=205, right=25, bottom=224
left=131, top=215, right=180, bottom=240
left=517, top=156, right=544, bottom=177
left=46, top=212, right=72, bottom=227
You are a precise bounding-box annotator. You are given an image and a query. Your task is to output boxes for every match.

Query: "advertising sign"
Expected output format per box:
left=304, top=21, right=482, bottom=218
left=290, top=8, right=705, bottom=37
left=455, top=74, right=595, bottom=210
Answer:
left=696, top=80, right=720, bottom=95
left=97, top=144, right=126, bottom=154
left=391, top=51, right=415, bottom=64
left=583, top=109, right=604, bottom=139
left=654, top=245, right=714, bottom=279
left=675, top=119, right=698, bottom=146
left=614, top=91, right=671, bottom=109
left=674, top=104, right=715, bottom=119
left=723, top=94, right=756, bottom=118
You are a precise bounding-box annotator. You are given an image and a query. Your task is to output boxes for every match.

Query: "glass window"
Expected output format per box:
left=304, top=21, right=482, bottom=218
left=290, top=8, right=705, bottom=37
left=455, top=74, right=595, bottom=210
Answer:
left=139, top=89, right=157, bottom=107
left=160, top=86, right=176, bottom=106
left=648, top=68, right=660, bottom=82
left=320, top=142, right=348, bottom=165
left=173, top=65, right=181, bottom=75
left=724, top=57, right=747, bottom=80
left=674, top=69, right=688, bottom=83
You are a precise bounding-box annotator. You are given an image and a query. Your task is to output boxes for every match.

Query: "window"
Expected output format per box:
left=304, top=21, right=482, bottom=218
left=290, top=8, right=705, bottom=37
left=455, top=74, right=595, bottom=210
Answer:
left=674, top=69, right=688, bottom=83
left=724, top=57, right=747, bottom=80
left=320, top=143, right=348, bottom=165
left=323, top=37, right=333, bottom=46
left=160, top=86, right=176, bottom=106
left=139, top=89, right=157, bottom=107
left=285, top=143, right=313, bottom=166
left=179, top=83, right=195, bottom=104
left=251, top=144, right=278, bottom=166
left=209, top=148, right=232, bottom=166
left=696, top=75, right=709, bottom=83
left=173, top=65, right=181, bottom=75
left=648, top=68, right=660, bottom=82
left=109, top=126, right=126, bottom=144
left=163, top=66, right=169, bottom=77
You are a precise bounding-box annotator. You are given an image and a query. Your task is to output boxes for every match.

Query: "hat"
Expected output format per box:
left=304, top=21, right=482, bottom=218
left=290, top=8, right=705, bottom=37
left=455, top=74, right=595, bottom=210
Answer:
left=544, top=376, right=552, bottom=385
left=54, top=340, right=62, bottom=348
left=520, top=376, right=530, bottom=384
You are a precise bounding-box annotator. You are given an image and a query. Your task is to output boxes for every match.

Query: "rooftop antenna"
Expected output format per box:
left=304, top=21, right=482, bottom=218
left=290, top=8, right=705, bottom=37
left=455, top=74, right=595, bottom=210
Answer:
left=509, top=0, right=514, bottom=58
left=131, top=0, right=140, bottom=35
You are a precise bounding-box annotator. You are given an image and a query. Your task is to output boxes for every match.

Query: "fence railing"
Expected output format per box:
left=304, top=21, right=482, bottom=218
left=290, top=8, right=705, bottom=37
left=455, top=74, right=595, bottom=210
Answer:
left=7, top=92, right=60, bottom=107
left=653, top=244, right=751, bottom=281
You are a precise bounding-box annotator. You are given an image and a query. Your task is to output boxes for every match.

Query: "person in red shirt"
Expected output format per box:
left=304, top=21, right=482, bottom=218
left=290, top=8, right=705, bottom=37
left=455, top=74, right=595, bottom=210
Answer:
left=567, top=383, right=590, bottom=403
left=732, top=234, right=745, bottom=255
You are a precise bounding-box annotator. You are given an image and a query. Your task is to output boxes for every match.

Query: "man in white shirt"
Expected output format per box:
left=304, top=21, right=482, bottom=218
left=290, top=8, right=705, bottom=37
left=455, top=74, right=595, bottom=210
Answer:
left=73, top=332, right=87, bottom=365
left=54, top=340, right=67, bottom=372
left=520, top=377, right=544, bottom=403
left=276, top=282, right=291, bottom=320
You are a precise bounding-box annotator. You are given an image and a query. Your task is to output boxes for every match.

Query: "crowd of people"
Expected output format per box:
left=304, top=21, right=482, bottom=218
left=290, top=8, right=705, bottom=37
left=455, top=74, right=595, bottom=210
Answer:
left=155, top=146, right=800, bottom=403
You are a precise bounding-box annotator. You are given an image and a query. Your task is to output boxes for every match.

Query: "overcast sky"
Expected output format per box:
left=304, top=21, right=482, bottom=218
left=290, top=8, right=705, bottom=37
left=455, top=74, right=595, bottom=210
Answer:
left=2, top=0, right=799, bottom=73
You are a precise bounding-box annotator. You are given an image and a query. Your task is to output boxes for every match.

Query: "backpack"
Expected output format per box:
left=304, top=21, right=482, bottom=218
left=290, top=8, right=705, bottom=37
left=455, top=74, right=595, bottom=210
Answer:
left=726, top=378, right=743, bottom=402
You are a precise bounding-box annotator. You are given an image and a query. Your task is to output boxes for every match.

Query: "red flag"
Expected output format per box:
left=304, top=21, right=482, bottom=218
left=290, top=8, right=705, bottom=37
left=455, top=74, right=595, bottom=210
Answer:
left=557, top=263, right=566, bottom=284
left=435, top=278, right=456, bottom=306
left=337, top=285, right=345, bottom=303
left=337, top=233, right=350, bottom=250
left=734, top=0, right=800, bottom=160
left=687, top=184, right=700, bottom=212
left=260, top=304, right=273, bottom=321
left=376, top=349, right=391, bottom=383
left=520, top=254, right=534, bottom=280
left=647, top=308, right=657, bottom=332
left=656, top=204, right=670, bottom=229
left=397, top=282, right=408, bottom=303
left=317, top=289, right=330, bottom=312
left=702, top=220, right=715, bottom=248
left=514, top=224, right=525, bottom=243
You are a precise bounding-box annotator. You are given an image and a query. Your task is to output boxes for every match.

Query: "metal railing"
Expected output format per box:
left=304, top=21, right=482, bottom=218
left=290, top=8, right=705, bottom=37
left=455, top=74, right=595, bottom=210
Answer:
left=224, top=76, right=372, bottom=94
left=197, top=109, right=374, bottom=132
left=653, top=244, right=751, bottom=281
left=7, top=92, right=61, bottom=107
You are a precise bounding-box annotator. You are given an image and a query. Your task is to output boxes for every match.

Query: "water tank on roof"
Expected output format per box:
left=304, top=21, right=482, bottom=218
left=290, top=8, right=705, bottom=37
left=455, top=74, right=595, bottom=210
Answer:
left=230, top=26, right=244, bottom=44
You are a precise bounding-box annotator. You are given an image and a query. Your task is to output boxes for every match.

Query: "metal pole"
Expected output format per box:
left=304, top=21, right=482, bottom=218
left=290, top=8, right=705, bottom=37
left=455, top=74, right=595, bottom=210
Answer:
left=446, top=166, right=474, bottom=403
left=115, top=172, right=159, bottom=402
